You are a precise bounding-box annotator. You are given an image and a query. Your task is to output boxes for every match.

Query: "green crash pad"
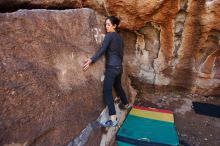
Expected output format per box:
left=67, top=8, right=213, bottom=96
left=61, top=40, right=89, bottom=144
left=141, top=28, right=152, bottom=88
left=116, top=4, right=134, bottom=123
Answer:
left=116, top=106, right=179, bottom=146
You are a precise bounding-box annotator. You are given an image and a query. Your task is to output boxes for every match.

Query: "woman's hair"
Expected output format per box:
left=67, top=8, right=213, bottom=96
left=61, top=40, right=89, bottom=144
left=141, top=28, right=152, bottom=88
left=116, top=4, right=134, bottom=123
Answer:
left=105, top=16, right=121, bottom=31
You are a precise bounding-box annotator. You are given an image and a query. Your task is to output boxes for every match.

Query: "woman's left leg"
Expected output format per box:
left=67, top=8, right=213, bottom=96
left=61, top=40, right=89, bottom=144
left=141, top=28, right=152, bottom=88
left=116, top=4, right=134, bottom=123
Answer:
left=114, top=69, right=129, bottom=105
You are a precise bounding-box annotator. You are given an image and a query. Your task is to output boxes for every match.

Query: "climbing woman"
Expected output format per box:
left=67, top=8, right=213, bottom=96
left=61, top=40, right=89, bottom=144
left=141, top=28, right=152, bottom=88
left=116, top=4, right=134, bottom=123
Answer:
left=83, top=16, right=131, bottom=127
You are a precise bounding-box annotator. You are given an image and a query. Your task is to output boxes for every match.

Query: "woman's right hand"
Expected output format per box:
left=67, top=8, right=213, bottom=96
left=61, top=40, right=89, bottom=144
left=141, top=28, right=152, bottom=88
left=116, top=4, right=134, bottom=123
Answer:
left=83, top=58, right=92, bottom=71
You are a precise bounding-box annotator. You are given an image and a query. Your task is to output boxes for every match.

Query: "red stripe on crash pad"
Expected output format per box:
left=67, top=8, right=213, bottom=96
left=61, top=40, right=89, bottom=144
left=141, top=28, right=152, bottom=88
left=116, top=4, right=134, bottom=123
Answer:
left=133, top=106, right=173, bottom=114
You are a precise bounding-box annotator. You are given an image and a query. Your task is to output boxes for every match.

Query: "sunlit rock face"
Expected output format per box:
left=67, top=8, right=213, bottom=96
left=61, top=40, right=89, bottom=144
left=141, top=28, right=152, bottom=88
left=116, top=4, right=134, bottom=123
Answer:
left=0, top=8, right=106, bottom=146
left=171, top=0, right=220, bottom=95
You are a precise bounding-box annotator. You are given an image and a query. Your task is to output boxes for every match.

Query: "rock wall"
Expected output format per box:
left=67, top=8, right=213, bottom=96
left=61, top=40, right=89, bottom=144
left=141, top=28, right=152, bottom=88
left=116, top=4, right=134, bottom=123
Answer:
left=0, top=8, right=107, bottom=146
left=119, top=0, right=220, bottom=95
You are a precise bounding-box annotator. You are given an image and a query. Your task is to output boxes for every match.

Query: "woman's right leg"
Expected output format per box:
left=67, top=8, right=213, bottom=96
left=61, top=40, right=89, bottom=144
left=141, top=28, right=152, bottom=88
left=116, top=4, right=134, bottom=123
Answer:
left=103, top=68, right=117, bottom=116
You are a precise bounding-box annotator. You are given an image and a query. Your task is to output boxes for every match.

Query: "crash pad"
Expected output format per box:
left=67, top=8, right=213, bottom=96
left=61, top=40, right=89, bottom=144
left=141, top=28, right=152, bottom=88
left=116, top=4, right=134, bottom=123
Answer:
left=116, top=106, right=179, bottom=146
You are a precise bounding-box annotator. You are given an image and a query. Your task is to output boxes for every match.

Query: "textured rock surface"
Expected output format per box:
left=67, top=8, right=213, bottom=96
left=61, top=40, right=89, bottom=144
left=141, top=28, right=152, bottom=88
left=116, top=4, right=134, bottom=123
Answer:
left=115, top=0, right=220, bottom=95
left=0, top=8, right=106, bottom=146
left=172, top=0, right=220, bottom=95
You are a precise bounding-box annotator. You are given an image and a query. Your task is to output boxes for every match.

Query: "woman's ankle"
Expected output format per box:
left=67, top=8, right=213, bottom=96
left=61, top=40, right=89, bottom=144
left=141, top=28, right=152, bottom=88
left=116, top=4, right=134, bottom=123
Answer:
left=119, top=102, right=132, bottom=109
left=110, top=115, right=117, bottom=121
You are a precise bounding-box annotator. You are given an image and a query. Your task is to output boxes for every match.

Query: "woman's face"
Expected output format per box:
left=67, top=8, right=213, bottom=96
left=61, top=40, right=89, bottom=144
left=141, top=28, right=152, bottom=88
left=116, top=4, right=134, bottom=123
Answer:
left=105, top=19, right=116, bottom=32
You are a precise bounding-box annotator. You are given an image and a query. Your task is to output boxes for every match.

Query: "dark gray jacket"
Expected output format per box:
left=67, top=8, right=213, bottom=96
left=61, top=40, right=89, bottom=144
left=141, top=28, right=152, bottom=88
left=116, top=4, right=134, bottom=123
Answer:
left=91, top=32, right=124, bottom=66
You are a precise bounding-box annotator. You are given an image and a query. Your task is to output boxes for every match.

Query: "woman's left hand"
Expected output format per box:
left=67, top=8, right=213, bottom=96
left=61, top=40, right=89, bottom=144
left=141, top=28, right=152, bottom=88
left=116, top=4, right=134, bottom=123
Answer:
left=83, top=58, right=92, bottom=71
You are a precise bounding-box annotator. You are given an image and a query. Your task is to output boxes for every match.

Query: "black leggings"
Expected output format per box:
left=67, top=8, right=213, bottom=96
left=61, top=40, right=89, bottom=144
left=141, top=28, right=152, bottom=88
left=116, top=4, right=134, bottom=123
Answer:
left=103, top=66, right=128, bottom=116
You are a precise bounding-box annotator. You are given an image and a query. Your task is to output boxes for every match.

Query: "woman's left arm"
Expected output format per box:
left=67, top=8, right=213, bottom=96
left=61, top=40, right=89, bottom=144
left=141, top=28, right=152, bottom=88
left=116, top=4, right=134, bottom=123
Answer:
left=90, top=33, right=111, bottom=63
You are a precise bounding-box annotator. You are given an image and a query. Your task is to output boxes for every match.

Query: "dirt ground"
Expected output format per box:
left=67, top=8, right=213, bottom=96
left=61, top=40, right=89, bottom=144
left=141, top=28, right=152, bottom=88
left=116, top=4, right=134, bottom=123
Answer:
left=123, top=79, right=220, bottom=146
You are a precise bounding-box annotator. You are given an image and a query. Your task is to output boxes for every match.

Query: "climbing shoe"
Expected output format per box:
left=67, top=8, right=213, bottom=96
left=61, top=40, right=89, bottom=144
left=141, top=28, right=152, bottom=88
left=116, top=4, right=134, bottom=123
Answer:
left=119, top=103, right=132, bottom=110
left=100, top=120, right=118, bottom=127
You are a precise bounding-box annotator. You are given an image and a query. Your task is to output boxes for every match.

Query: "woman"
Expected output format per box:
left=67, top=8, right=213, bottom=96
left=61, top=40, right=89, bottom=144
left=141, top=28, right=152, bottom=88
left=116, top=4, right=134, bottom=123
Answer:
left=83, top=16, right=130, bottom=127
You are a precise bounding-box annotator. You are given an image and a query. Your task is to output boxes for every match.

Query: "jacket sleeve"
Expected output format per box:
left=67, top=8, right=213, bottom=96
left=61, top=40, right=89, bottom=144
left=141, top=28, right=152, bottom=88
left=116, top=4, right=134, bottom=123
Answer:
left=90, top=33, right=111, bottom=63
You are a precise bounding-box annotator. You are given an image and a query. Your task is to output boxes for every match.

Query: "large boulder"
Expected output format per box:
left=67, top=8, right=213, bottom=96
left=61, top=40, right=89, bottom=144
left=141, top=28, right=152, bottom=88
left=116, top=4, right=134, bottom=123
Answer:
left=119, top=0, right=220, bottom=95
left=0, top=8, right=106, bottom=146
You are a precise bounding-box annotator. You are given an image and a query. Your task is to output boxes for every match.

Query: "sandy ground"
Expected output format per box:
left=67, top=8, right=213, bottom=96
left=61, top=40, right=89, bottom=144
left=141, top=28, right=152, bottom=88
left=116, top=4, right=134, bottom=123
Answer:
left=114, top=79, right=220, bottom=146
